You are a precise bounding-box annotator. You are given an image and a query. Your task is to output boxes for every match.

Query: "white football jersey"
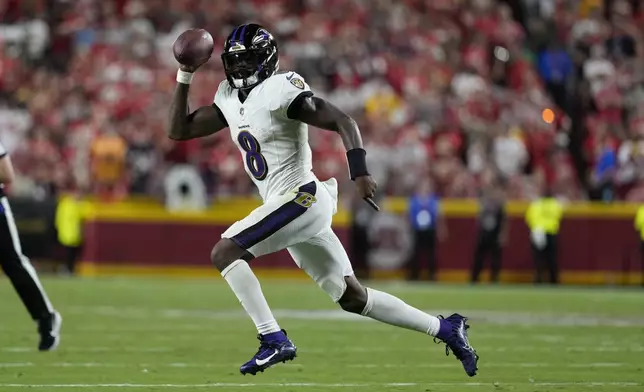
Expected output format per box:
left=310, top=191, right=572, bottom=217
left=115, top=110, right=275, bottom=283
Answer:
left=214, top=71, right=317, bottom=201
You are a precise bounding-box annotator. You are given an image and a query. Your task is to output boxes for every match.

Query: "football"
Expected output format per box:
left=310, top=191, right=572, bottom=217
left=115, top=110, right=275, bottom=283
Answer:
left=173, top=28, right=214, bottom=67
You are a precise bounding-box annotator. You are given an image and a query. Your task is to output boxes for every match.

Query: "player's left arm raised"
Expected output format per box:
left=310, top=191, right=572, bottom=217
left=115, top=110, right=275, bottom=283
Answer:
left=288, top=95, right=378, bottom=209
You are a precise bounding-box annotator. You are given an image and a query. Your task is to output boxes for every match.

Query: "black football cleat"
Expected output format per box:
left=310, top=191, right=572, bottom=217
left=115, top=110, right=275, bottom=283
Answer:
left=240, top=330, right=297, bottom=375
left=435, top=313, right=479, bottom=376
left=38, top=311, right=62, bottom=351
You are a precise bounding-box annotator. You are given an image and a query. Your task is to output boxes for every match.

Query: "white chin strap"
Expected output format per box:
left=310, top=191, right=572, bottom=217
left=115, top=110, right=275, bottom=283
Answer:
left=233, top=73, right=259, bottom=88
left=231, top=51, right=278, bottom=89
left=232, top=67, right=279, bottom=88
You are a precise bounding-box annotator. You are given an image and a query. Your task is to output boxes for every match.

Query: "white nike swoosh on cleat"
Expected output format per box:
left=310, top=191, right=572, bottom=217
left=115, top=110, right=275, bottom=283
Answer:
left=255, top=349, right=279, bottom=366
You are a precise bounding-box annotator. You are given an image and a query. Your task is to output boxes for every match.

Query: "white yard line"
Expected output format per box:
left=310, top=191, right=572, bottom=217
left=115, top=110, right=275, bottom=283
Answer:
left=0, top=363, right=33, bottom=367
left=65, top=306, right=644, bottom=327
left=1, top=347, right=173, bottom=353
left=348, top=362, right=629, bottom=369
left=0, top=382, right=641, bottom=388
left=3, top=345, right=644, bottom=353
left=0, top=327, right=575, bottom=343
left=0, top=362, right=632, bottom=369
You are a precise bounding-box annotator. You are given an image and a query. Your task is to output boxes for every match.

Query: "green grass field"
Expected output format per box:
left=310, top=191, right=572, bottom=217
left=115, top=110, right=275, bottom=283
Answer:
left=0, top=277, right=643, bottom=391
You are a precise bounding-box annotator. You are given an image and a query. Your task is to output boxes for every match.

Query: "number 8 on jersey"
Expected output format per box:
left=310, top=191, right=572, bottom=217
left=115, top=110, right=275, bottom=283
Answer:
left=238, top=131, right=268, bottom=180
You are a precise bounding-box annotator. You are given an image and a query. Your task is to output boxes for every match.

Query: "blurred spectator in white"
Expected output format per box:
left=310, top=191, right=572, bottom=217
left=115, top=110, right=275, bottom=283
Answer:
left=584, top=45, right=616, bottom=97
left=616, top=134, right=644, bottom=193
left=0, top=102, right=32, bottom=154
left=0, top=5, right=49, bottom=61
left=571, top=6, right=606, bottom=44
left=493, top=125, right=528, bottom=179
left=451, top=67, right=487, bottom=101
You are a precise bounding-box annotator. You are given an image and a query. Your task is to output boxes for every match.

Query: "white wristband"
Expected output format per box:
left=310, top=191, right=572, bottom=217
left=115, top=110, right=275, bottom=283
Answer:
left=176, top=69, right=194, bottom=84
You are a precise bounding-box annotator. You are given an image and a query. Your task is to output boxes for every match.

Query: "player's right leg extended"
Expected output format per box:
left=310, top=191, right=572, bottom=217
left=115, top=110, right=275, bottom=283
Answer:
left=211, top=239, right=296, bottom=376
left=340, top=275, right=479, bottom=377
left=288, top=229, right=479, bottom=377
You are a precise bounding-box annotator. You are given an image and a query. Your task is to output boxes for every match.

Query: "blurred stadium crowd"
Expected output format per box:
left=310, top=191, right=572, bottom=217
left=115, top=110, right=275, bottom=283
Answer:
left=1, top=0, right=643, bottom=202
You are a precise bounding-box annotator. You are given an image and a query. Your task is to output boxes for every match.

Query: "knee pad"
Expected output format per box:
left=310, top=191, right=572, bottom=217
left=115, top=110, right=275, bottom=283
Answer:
left=316, top=275, right=348, bottom=303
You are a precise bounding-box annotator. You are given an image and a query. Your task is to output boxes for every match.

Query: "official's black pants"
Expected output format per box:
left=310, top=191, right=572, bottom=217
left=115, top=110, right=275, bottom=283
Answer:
left=0, top=197, right=54, bottom=320
left=532, top=234, right=559, bottom=284
left=470, top=233, right=502, bottom=283
left=407, top=229, right=437, bottom=281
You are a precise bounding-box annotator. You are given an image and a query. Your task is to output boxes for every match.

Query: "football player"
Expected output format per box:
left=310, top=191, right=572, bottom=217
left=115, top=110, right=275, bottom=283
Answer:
left=167, top=24, right=478, bottom=377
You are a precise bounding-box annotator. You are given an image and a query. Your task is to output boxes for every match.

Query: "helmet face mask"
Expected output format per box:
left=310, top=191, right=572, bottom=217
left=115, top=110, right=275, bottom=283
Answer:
left=222, top=24, right=279, bottom=89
